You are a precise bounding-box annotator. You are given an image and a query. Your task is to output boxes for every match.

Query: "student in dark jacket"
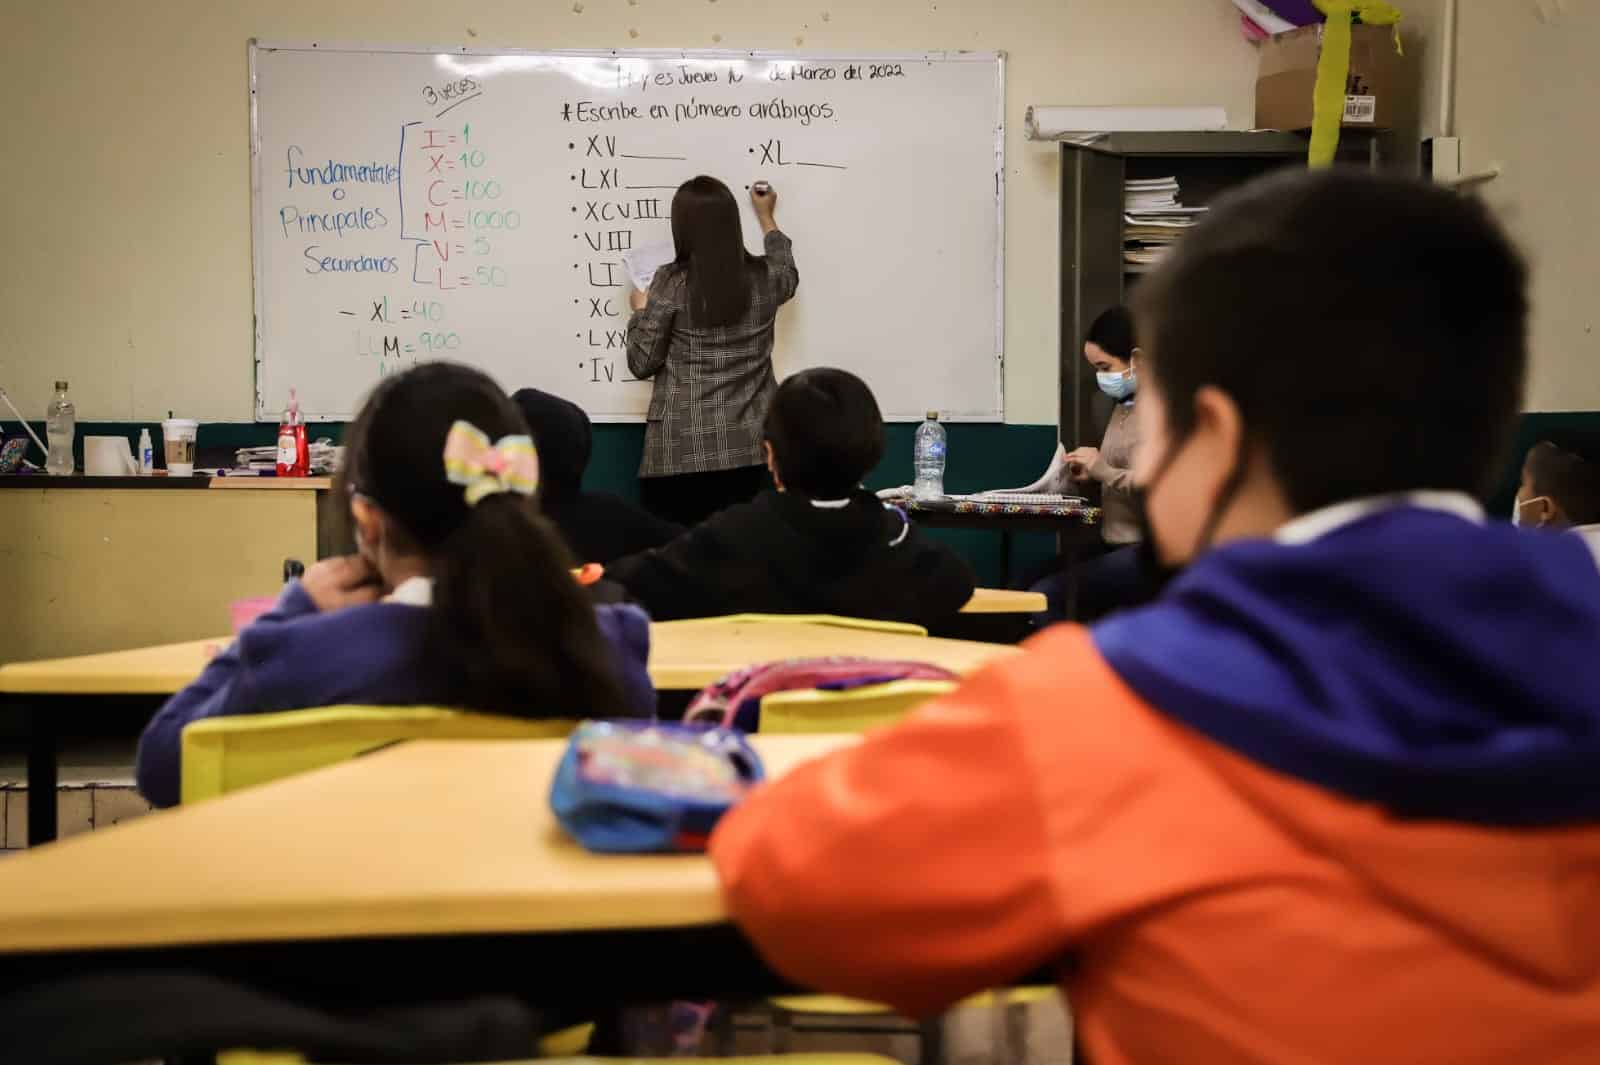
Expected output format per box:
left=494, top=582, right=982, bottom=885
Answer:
left=608, top=368, right=976, bottom=630
left=512, top=387, right=683, bottom=564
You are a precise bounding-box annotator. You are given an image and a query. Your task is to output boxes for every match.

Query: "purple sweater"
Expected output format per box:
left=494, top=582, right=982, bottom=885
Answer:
left=136, top=581, right=657, bottom=807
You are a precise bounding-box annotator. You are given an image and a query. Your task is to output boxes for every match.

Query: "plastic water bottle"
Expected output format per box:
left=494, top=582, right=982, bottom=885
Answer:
left=913, top=410, right=947, bottom=500
left=45, top=381, right=75, bottom=476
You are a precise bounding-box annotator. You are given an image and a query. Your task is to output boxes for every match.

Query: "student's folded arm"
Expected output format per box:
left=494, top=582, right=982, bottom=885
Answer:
left=626, top=272, right=680, bottom=380
left=135, top=582, right=319, bottom=808
left=606, top=527, right=719, bottom=623
left=764, top=230, right=799, bottom=305
left=710, top=663, right=1068, bottom=1017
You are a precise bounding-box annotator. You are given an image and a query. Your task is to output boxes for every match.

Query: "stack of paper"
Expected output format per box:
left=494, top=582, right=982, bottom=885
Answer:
left=1123, top=177, right=1208, bottom=274
left=234, top=439, right=343, bottom=475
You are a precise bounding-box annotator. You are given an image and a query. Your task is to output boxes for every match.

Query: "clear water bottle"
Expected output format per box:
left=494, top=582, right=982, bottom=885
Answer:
left=913, top=410, right=947, bottom=500
left=45, top=381, right=76, bottom=476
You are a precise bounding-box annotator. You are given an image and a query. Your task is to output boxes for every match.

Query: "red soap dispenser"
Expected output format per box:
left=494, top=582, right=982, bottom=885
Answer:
left=276, top=389, right=310, bottom=477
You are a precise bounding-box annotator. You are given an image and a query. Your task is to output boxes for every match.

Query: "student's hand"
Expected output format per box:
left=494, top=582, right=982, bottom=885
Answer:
left=628, top=286, right=649, bottom=312
left=301, top=555, right=383, bottom=613
left=1066, top=447, right=1100, bottom=480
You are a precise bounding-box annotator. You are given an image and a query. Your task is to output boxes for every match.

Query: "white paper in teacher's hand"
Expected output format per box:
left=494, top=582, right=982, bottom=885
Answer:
left=622, top=241, right=676, bottom=291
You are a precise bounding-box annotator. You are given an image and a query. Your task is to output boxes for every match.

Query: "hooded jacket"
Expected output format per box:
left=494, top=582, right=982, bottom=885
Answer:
left=512, top=387, right=682, bottom=564
left=711, top=495, right=1600, bottom=1065
left=607, top=489, right=975, bottom=632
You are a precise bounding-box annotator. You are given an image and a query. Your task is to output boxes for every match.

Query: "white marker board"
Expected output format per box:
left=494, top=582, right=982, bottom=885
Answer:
left=250, top=42, right=1004, bottom=422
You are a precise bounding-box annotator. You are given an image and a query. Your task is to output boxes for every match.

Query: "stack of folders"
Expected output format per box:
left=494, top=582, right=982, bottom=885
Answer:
left=1124, top=177, right=1208, bottom=274
left=234, top=440, right=344, bottom=475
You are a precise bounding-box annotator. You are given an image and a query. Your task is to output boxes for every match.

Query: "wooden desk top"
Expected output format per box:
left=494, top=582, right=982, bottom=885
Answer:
left=963, top=588, right=1046, bottom=614
left=208, top=476, right=333, bottom=490
left=647, top=617, right=1019, bottom=690
left=0, top=619, right=1018, bottom=696
left=0, top=734, right=856, bottom=955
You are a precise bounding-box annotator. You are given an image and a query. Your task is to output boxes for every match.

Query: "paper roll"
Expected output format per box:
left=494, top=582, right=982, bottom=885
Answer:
left=84, top=436, right=138, bottom=476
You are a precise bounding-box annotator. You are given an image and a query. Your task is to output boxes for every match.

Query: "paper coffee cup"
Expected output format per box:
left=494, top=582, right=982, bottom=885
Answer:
left=162, top=418, right=199, bottom=477
left=84, top=436, right=138, bottom=476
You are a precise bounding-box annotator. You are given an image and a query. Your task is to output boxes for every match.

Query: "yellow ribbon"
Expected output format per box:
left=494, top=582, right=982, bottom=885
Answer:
left=1309, top=0, right=1403, bottom=168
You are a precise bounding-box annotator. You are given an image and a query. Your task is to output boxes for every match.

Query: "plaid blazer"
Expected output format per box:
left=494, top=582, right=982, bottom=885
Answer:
left=626, top=230, right=799, bottom=477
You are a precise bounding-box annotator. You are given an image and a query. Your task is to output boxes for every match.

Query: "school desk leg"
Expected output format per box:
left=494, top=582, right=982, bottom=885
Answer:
left=27, top=705, right=58, bottom=847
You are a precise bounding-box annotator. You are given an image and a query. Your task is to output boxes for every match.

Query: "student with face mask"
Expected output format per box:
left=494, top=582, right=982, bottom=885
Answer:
left=708, top=170, right=1600, bottom=1065
left=1513, top=440, right=1600, bottom=562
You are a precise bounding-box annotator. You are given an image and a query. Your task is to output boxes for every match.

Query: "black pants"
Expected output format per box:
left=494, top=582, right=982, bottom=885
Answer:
left=639, top=465, right=768, bottom=528
left=1032, top=542, right=1155, bottom=624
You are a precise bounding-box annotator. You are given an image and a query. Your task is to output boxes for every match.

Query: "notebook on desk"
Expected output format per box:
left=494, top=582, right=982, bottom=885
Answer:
left=955, top=492, right=1087, bottom=506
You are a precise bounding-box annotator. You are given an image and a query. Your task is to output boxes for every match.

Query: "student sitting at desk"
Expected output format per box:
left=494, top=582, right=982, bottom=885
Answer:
left=1513, top=440, right=1600, bottom=560
left=137, top=363, right=655, bottom=808
left=607, top=368, right=975, bottom=631
left=512, top=386, right=683, bottom=564
left=711, top=171, right=1600, bottom=1064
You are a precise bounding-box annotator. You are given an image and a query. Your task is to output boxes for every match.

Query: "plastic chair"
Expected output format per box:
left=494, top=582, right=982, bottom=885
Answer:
left=708, top=613, right=929, bottom=637
left=757, top=680, right=959, bottom=735
left=180, top=705, right=578, bottom=804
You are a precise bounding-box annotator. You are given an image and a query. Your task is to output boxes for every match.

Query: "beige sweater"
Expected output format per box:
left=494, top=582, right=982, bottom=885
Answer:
left=1089, top=400, right=1141, bottom=545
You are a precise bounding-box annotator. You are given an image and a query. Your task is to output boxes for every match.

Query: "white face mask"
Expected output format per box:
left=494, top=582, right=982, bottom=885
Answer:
left=1513, top=495, right=1551, bottom=528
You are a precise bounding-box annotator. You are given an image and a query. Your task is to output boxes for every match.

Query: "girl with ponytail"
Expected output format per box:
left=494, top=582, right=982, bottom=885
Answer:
left=137, top=362, right=655, bottom=808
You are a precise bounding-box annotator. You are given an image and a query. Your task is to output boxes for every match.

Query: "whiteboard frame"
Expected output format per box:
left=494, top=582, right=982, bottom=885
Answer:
left=248, top=40, right=1005, bottom=423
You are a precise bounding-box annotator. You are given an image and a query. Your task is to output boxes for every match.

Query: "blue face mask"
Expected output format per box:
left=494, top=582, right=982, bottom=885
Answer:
left=1097, top=369, right=1137, bottom=402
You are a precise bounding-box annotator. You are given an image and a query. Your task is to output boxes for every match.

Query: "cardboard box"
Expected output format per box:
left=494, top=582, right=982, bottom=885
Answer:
left=1255, top=23, right=1401, bottom=132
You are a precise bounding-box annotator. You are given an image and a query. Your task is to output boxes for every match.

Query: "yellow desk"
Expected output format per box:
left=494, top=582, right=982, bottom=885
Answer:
left=0, top=736, right=857, bottom=1018
left=0, top=619, right=1011, bottom=846
left=961, top=588, right=1046, bottom=614
left=648, top=617, right=1020, bottom=690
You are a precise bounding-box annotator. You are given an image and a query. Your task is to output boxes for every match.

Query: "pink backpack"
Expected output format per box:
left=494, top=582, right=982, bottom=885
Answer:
left=685, top=657, right=960, bottom=732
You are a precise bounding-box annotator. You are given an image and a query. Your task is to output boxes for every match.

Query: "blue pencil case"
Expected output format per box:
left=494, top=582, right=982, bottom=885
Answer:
left=549, top=720, right=766, bottom=853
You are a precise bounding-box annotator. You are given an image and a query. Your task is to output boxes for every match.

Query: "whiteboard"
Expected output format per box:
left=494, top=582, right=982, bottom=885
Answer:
left=250, top=42, right=1004, bottom=422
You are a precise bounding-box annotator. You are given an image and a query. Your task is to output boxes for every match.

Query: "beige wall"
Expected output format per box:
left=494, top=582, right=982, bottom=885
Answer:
left=1449, top=0, right=1600, bottom=412
left=0, top=0, right=1263, bottom=427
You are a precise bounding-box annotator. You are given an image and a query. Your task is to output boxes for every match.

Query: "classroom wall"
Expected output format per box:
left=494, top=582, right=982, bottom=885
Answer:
left=0, top=0, right=1263, bottom=428
left=1449, top=0, right=1600, bottom=413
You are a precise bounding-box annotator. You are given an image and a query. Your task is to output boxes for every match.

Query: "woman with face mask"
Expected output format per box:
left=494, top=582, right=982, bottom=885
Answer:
left=1028, top=306, right=1157, bottom=622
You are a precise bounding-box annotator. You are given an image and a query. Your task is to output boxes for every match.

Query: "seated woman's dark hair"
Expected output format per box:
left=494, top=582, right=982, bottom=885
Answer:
left=335, top=362, right=626, bottom=717
left=764, top=368, right=886, bottom=499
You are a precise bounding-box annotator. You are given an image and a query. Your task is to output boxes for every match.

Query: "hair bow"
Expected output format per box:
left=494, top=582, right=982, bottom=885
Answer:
left=443, top=420, right=540, bottom=506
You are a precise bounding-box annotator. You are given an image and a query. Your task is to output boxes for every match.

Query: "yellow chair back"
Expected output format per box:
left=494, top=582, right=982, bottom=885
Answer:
left=758, top=680, right=957, bottom=735
left=180, top=705, right=577, bottom=804
left=711, top=613, right=929, bottom=637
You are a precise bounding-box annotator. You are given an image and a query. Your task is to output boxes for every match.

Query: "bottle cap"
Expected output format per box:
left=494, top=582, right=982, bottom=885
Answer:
left=926, top=410, right=939, bottom=420
left=54, top=381, right=68, bottom=391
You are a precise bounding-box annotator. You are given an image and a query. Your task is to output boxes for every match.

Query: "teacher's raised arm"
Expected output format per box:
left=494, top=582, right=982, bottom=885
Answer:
left=625, top=176, right=799, bottom=527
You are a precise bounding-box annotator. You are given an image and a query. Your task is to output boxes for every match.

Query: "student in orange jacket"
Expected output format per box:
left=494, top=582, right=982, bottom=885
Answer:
left=710, top=170, right=1600, bottom=1065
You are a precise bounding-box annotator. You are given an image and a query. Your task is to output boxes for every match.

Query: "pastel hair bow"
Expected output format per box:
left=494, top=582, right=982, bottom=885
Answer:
left=443, top=420, right=540, bottom=506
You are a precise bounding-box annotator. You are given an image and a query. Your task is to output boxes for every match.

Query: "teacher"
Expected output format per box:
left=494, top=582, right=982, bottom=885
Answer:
left=626, top=176, right=799, bottom=527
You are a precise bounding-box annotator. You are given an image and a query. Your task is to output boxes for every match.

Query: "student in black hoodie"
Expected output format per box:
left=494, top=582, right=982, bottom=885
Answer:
left=511, top=387, right=683, bottom=564
left=608, top=368, right=976, bottom=630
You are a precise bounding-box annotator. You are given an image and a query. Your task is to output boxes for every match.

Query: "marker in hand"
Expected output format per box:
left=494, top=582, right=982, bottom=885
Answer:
left=750, top=180, right=778, bottom=223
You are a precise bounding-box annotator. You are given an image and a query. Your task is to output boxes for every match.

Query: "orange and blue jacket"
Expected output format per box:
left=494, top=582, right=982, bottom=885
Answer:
left=711, top=502, right=1600, bottom=1065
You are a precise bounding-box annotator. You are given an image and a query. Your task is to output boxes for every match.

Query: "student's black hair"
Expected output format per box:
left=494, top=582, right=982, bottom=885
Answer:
left=764, top=368, right=886, bottom=499
left=1086, top=305, right=1137, bottom=363
left=671, top=175, right=756, bottom=328
left=511, top=387, right=592, bottom=505
left=335, top=363, right=626, bottom=717
left=1132, top=169, right=1529, bottom=513
left=1525, top=441, right=1600, bottom=526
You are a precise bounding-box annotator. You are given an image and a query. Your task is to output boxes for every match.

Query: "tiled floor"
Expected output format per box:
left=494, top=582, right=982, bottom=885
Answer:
left=0, top=739, right=153, bottom=848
